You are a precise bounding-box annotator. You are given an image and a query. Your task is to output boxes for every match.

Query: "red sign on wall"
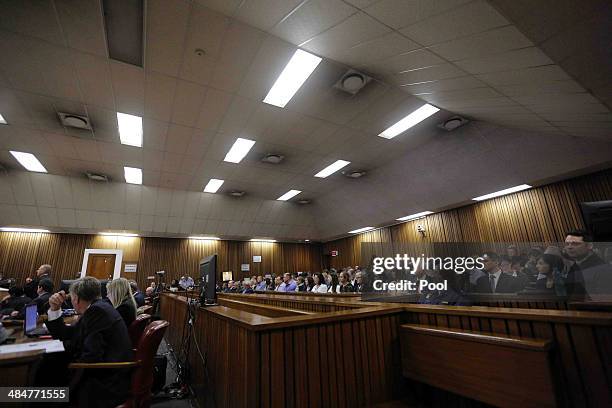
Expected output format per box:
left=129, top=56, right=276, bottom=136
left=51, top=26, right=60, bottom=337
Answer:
left=331, top=250, right=338, bottom=257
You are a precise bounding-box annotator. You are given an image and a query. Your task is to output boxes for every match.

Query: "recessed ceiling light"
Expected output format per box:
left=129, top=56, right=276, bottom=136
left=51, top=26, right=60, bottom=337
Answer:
left=472, top=184, right=532, bottom=201
left=378, top=103, right=440, bottom=139
left=204, top=178, right=224, bottom=193
left=396, top=211, right=433, bottom=221
left=1, top=227, right=50, bottom=233
left=314, top=159, right=350, bottom=178
left=224, top=137, right=255, bottom=163
left=277, top=189, right=301, bottom=201
left=0, top=113, right=7, bottom=124
left=250, top=238, right=277, bottom=243
left=263, top=49, right=322, bottom=108
left=9, top=151, right=47, bottom=173
left=348, top=227, right=375, bottom=234
left=117, top=112, right=143, bottom=147
left=189, top=236, right=220, bottom=240
left=304, top=239, right=310, bottom=242
left=100, top=232, right=139, bottom=237
left=124, top=166, right=142, bottom=184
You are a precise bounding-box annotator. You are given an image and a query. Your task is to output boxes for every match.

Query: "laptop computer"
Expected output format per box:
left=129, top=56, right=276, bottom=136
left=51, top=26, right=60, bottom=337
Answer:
left=24, top=304, right=49, bottom=337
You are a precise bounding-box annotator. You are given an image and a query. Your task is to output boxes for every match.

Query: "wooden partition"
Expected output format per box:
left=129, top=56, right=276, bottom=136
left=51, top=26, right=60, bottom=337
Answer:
left=400, top=304, right=612, bottom=407
left=219, top=293, right=364, bottom=313
left=161, top=293, right=612, bottom=407
left=160, top=293, right=405, bottom=408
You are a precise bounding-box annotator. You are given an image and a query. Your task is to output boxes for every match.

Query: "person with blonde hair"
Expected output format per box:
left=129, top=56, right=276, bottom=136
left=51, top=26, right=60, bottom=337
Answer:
left=106, top=278, right=137, bottom=327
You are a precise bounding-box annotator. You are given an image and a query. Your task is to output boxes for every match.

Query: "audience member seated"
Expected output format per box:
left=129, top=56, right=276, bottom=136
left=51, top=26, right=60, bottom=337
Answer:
left=24, top=264, right=52, bottom=299
left=255, top=276, right=267, bottom=291
left=129, top=280, right=145, bottom=307
left=296, top=276, right=307, bottom=292
left=46, top=277, right=133, bottom=407
left=327, top=273, right=340, bottom=293
left=106, top=278, right=137, bottom=328
left=311, top=272, right=328, bottom=293
left=0, top=286, right=31, bottom=318
left=474, top=252, right=517, bottom=293
left=329, top=271, right=355, bottom=293
left=353, top=271, right=367, bottom=293
left=274, top=276, right=285, bottom=292
left=242, top=282, right=254, bottom=294
left=281, top=273, right=297, bottom=292
left=170, top=279, right=180, bottom=289
left=305, top=276, right=314, bottom=292
left=0, top=272, right=13, bottom=288
left=178, top=275, right=195, bottom=289
left=535, top=253, right=566, bottom=294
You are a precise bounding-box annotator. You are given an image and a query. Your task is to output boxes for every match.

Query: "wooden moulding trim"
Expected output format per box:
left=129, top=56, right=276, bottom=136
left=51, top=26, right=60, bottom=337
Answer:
left=219, top=293, right=365, bottom=307
left=401, top=324, right=552, bottom=351
left=402, top=304, right=612, bottom=325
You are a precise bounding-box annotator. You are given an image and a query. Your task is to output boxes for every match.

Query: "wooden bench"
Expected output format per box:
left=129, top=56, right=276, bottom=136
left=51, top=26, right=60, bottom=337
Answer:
left=217, top=297, right=316, bottom=317
left=400, top=324, right=557, bottom=408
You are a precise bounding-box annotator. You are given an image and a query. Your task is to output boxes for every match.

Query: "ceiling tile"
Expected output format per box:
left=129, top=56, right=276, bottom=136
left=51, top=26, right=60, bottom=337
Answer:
left=400, top=0, right=508, bottom=46
left=364, top=0, right=471, bottom=30
left=146, top=0, right=190, bottom=76
left=454, top=47, right=554, bottom=74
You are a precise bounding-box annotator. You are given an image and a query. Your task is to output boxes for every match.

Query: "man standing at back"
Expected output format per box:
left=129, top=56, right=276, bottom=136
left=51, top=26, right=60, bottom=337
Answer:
left=46, top=276, right=133, bottom=407
left=564, top=230, right=606, bottom=297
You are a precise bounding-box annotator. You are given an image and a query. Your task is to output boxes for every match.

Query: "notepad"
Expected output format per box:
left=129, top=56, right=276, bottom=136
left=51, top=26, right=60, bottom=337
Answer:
left=0, top=339, right=65, bottom=354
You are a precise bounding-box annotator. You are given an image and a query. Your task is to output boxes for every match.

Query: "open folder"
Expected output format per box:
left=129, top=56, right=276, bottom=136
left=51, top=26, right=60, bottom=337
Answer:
left=0, top=339, right=65, bottom=354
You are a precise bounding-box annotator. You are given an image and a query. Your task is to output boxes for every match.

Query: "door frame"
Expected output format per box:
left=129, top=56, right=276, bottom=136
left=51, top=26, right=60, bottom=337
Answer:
left=81, top=249, right=123, bottom=280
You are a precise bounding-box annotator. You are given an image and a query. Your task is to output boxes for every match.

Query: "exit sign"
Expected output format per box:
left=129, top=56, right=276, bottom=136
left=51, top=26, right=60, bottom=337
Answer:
left=331, top=250, right=338, bottom=257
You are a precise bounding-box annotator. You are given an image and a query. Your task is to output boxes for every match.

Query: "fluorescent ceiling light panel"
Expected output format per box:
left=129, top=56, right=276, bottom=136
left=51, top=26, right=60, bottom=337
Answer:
left=9, top=151, right=47, bottom=173
left=250, top=238, right=277, bottom=243
left=100, top=232, right=139, bottom=237
left=117, top=112, right=143, bottom=147
left=472, top=184, right=532, bottom=201
left=124, top=166, right=142, bottom=185
left=263, top=49, right=322, bottom=108
left=348, top=227, right=375, bottom=234
left=204, top=178, right=224, bottom=193
left=378, top=103, right=440, bottom=139
left=0, top=113, right=7, bottom=124
left=314, top=160, right=350, bottom=178
left=188, top=236, right=220, bottom=240
left=396, top=211, right=433, bottom=221
left=224, top=138, right=255, bottom=163
left=277, top=189, right=301, bottom=201
left=1, top=227, right=50, bottom=233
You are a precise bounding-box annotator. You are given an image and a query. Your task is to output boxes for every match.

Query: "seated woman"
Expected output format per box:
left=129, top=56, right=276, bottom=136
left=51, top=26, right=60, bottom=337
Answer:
left=535, top=254, right=566, bottom=294
left=311, top=272, right=328, bottom=293
left=106, top=278, right=137, bottom=328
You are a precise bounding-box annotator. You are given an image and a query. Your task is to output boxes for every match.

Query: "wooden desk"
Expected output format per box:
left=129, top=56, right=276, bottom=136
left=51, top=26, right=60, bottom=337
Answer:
left=160, top=293, right=405, bottom=408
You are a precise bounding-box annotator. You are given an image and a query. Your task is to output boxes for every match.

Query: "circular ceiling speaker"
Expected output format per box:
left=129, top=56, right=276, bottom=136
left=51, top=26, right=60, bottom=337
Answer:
left=63, top=115, right=88, bottom=128
left=342, top=73, right=365, bottom=92
left=228, top=190, right=245, bottom=197
left=438, top=116, right=469, bottom=131
left=342, top=170, right=366, bottom=179
left=297, top=198, right=311, bottom=205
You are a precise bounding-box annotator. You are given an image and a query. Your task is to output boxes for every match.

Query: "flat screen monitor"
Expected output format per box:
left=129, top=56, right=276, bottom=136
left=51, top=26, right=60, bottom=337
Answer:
left=24, top=303, right=38, bottom=333
left=199, top=254, right=217, bottom=304
left=581, top=200, right=612, bottom=241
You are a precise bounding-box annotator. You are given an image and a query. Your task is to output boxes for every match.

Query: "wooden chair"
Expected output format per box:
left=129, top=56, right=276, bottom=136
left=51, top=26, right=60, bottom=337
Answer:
left=0, top=350, right=44, bottom=387
left=128, top=313, right=151, bottom=348
left=69, top=320, right=169, bottom=408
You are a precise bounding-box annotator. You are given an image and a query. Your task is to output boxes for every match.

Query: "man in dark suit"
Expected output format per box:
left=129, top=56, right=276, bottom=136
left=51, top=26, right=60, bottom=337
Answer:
left=32, top=278, right=53, bottom=315
left=129, top=280, right=145, bottom=307
left=0, top=286, right=31, bottom=317
left=564, top=230, right=606, bottom=297
left=46, top=276, right=133, bottom=408
left=24, top=264, right=52, bottom=299
left=474, top=252, right=517, bottom=293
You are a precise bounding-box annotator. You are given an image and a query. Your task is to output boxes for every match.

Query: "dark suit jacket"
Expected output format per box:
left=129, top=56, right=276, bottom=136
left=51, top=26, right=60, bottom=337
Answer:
left=133, top=291, right=145, bottom=307
left=116, top=300, right=136, bottom=328
left=474, top=272, right=517, bottom=293
left=24, top=273, right=50, bottom=299
left=0, top=295, right=32, bottom=315
left=33, top=292, right=51, bottom=315
left=46, top=299, right=133, bottom=407
left=566, top=252, right=606, bottom=297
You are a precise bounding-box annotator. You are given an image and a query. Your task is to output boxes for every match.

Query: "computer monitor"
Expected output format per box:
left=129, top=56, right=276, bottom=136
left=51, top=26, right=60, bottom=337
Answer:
left=24, top=304, right=38, bottom=333
left=580, top=200, right=612, bottom=241
left=199, top=254, right=217, bottom=305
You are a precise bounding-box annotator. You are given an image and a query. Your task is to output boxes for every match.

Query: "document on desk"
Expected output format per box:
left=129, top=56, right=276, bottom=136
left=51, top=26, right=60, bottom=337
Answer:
left=0, top=339, right=65, bottom=354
